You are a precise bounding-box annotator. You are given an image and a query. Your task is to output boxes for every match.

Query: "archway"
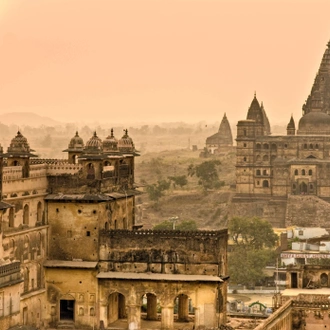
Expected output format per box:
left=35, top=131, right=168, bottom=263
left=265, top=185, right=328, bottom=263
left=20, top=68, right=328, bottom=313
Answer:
left=60, top=295, right=75, bottom=321
left=299, top=182, right=308, bottom=194
left=108, top=292, right=126, bottom=325
left=37, top=202, right=43, bottom=224
left=173, top=294, right=193, bottom=323
left=23, top=204, right=29, bottom=225
left=87, top=163, right=95, bottom=179
left=9, top=208, right=14, bottom=227
left=141, top=293, right=159, bottom=322
left=320, top=273, right=328, bottom=287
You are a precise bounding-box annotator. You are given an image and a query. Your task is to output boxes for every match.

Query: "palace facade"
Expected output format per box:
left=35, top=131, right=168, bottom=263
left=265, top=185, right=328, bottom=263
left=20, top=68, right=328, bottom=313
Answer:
left=0, top=129, right=228, bottom=329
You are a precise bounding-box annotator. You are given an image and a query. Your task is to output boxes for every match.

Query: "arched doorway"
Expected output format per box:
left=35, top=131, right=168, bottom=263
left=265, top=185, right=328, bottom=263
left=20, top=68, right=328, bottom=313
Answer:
left=37, top=202, right=43, bottom=224
left=141, top=293, right=159, bottom=321
left=9, top=208, right=14, bottom=227
left=23, top=204, right=29, bottom=225
left=173, top=294, right=192, bottom=323
left=299, top=182, right=308, bottom=194
left=60, top=294, right=75, bottom=321
left=108, top=292, right=126, bottom=325
left=320, top=273, right=328, bottom=287
left=87, top=163, right=95, bottom=179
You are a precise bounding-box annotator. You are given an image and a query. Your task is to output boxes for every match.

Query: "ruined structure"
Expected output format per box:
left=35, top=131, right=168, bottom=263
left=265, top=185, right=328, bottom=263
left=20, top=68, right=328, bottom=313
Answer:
left=205, top=113, right=233, bottom=155
left=232, top=40, right=330, bottom=227
left=0, top=129, right=228, bottom=329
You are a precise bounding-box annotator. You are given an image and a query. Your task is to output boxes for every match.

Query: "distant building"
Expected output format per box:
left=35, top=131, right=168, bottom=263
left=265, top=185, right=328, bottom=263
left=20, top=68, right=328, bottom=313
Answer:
left=231, top=40, right=330, bottom=227
left=204, top=113, right=233, bottom=155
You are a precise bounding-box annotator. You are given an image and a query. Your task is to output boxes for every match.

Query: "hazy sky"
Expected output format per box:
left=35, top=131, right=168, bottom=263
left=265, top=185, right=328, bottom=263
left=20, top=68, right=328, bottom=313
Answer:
left=1, top=0, right=330, bottom=126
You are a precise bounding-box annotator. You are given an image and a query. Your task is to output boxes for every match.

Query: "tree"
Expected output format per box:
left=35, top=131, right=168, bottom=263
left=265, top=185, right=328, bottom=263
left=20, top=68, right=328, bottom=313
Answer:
left=176, top=220, right=198, bottom=231
left=146, top=179, right=171, bottom=202
left=228, top=246, right=276, bottom=286
left=153, top=220, right=198, bottom=231
left=168, top=175, right=188, bottom=188
left=187, top=160, right=224, bottom=191
left=228, top=216, right=278, bottom=249
left=228, top=216, right=278, bottom=286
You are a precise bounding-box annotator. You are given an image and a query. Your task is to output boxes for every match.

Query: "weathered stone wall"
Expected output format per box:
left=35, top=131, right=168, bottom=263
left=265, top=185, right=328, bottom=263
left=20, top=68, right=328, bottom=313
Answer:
left=44, top=267, right=98, bottom=329
left=286, top=195, right=330, bottom=228
left=230, top=193, right=330, bottom=228
left=99, top=229, right=228, bottom=276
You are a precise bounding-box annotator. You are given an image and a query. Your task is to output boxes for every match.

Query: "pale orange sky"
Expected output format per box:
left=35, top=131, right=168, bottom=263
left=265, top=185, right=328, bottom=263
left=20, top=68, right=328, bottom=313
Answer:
left=1, top=0, right=330, bottom=126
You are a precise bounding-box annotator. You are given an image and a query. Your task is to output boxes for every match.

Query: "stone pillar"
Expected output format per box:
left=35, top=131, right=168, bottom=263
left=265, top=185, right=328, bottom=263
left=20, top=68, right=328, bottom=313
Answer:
left=178, top=295, right=189, bottom=322
left=127, top=304, right=141, bottom=330
left=194, top=307, right=200, bottom=329
left=146, top=294, right=158, bottom=320
left=161, top=305, right=174, bottom=330
left=99, top=303, right=108, bottom=329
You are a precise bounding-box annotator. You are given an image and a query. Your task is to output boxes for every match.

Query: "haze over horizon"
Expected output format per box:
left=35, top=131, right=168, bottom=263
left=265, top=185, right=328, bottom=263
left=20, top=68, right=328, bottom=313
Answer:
left=1, top=0, right=330, bottom=126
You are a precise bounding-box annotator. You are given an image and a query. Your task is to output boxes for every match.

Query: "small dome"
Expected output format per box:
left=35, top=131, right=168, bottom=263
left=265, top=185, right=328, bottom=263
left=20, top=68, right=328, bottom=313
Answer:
left=68, top=131, right=84, bottom=150
left=84, top=132, right=102, bottom=153
left=7, top=131, right=31, bottom=153
left=118, top=129, right=135, bottom=153
left=103, top=129, right=118, bottom=153
left=297, top=111, right=330, bottom=135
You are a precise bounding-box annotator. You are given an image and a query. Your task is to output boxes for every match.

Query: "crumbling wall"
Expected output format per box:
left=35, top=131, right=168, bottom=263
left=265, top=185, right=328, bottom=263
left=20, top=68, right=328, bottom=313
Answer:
left=99, top=229, right=228, bottom=276
left=286, top=195, right=330, bottom=228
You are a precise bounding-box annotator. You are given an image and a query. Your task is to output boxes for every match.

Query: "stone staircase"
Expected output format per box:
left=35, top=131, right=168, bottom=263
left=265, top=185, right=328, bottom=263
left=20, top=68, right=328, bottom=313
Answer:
left=57, top=320, right=75, bottom=329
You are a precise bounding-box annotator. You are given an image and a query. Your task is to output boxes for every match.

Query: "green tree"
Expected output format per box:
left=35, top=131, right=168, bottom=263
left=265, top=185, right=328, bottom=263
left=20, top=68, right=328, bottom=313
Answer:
left=228, top=246, right=276, bottom=286
left=168, top=175, right=188, bottom=188
left=176, top=220, right=198, bottom=231
left=153, top=220, right=173, bottom=230
left=146, top=179, right=171, bottom=202
left=153, top=220, right=198, bottom=231
left=228, top=216, right=278, bottom=286
left=188, top=160, right=224, bottom=191
left=228, top=216, right=278, bottom=249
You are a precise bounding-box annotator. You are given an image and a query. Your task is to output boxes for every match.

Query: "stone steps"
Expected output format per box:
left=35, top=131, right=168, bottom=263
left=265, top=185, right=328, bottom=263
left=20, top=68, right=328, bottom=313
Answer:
left=57, top=320, right=75, bottom=329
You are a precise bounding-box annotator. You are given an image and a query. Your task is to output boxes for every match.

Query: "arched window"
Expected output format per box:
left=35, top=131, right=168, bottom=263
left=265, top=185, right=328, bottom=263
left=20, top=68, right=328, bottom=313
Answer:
left=23, top=204, right=29, bottom=225
left=243, top=157, right=247, bottom=162
left=72, top=155, right=79, bottom=164
left=309, top=144, right=313, bottom=149
left=243, top=129, right=247, bottom=136
left=302, top=169, right=306, bottom=175
left=243, top=143, right=247, bottom=147
left=315, top=144, right=319, bottom=149
left=262, top=180, right=269, bottom=188
left=304, top=144, right=307, bottom=149
left=271, top=143, right=277, bottom=150
left=256, top=170, right=261, bottom=176
left=87, top=163, right=95, bottom=180
left=256, top=144, right=261, bottom=150
left=37, top=202, right=43, bottom=223
left=263, top=143, right=269, bottom=149
left=263, top=170, right=267, bottom=175
left=308, top=169, right=313, bottom=175
left=263, top=155, right=269, bottom=162
left=256, top=155, right=261, bottom=161
left=38, top=233, right=42, bottom=256
left=9, top=208, right=14, bottom=227
left=294, top=169, right=298, bottom=175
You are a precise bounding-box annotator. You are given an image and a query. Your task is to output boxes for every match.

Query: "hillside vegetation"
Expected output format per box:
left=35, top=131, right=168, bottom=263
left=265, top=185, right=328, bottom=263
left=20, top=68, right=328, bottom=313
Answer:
left=135, top=148, right=236, bottom=230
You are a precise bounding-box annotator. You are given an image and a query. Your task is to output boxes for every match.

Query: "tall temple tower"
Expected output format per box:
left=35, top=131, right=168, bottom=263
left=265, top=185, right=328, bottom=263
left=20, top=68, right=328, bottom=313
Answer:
left=303, top=41, right=330, bottom=116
